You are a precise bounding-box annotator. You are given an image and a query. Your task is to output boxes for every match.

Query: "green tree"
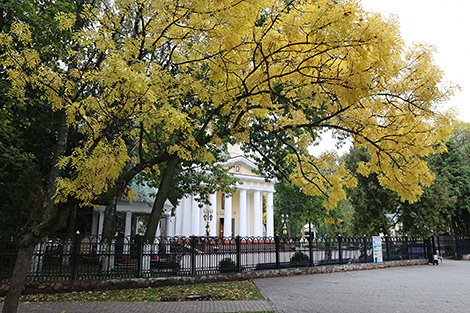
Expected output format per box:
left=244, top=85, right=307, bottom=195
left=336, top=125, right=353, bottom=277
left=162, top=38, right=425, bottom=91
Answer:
left=401, top=138, right=470, bottom=237
left=344, top=146, right=400, bottom=236
left=0, top=131, right=42, bottom=233
left=273, top=181, right=326, bottom=236
left=0, top=0, right=78, bottom=233
left=322, top=199, right=355, bottom=237
left=0, top=103, right=63, bottom=233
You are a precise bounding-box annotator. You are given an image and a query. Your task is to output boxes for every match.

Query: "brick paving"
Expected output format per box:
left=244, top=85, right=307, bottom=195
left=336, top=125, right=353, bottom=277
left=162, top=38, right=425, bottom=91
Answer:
left=5, top=300, right=274, bottom=313
left=2, top=260, right=469, bottom=312
left=254, top=259, right=470, bottom=313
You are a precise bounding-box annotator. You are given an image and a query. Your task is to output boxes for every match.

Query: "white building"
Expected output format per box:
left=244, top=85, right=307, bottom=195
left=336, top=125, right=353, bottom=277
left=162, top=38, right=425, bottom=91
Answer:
left=91, top=145, right=275, bottom=238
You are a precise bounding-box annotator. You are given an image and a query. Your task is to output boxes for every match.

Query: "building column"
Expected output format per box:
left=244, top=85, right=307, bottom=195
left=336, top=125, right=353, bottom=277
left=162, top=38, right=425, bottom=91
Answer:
left=168, top=215, right=175, bottom=237
left=246, top=191, right=251, bottom=236
left=192, top=197, right=200, bottom=236
left=91, top=211, right=98, bottom=238
left=224, top=195, right=232, bottom=237
left=239, top=189, right=247, bottom=237
left=253, top=191, right=262, bottom=237
left=123, top=211, right=132, bottom=254
left=266, top=192, right=274, bottom=237
left=135, top=216, right=141, bottom=235
left=155, top=218, right=161, bottom=239
left=182, top=195, right=192, bottom=236
left=175, top=202, right=182, bottom=236
left=124, top=211, right=132, bottom=239
left=96, top=211, right=104, bottom=254
left=98, top=210, right=105, bottom=238
left=209, top=193, right=217, bottom=236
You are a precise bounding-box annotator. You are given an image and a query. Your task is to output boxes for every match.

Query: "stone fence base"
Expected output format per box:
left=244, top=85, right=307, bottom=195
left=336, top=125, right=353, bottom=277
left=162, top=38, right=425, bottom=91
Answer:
left=0, top=259, right=427, bottom=296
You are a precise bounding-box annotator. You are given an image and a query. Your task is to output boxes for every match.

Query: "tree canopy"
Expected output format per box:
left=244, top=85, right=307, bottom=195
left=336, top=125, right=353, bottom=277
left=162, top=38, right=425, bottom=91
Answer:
left=1, top=0, right=455, bottom=216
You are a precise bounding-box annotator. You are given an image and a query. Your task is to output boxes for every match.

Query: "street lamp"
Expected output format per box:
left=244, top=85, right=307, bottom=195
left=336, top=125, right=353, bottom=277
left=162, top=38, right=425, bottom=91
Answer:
left=203, top=208, right=213, bottom=237
left=281, top=214, right=289, bottom=236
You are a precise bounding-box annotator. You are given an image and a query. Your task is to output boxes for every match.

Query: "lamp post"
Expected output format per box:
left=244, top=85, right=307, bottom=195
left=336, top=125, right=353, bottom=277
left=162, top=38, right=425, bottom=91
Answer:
left=281, top=214, right=289, bottom=236
left=203, top=208, right=213, bottom=237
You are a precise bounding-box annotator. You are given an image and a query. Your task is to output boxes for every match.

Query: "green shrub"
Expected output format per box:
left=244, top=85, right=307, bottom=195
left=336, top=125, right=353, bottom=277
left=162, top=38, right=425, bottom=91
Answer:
left=290, top=251, right=309, bottom=267
left=218, top=257, right=238, bottom=273
left=166, top=255, right=181, bottom=272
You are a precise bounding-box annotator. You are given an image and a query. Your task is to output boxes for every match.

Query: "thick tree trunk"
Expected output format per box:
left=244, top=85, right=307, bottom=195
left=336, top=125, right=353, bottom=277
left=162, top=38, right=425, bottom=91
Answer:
left=100, top=199, right=118, bottom=274
left=144, top=157, right=180, bottom=243
left=42, top=110, right=68, bottom=221
left=67, top=203, right=78, bottom=235
left=102, top=196, right=118, bottom=242
left=2, top=243, right=35, bottom=313
left=2, top=203, right=72, bottom=313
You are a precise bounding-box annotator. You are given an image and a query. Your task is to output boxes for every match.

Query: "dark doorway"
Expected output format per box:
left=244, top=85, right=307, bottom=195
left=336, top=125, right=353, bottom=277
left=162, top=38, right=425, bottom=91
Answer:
left=219, top=218, right=224, bottom=237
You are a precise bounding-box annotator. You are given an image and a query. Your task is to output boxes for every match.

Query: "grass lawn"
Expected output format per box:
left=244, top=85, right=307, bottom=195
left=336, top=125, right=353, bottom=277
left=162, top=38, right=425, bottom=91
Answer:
left=0, top=280, right=265, bottom=303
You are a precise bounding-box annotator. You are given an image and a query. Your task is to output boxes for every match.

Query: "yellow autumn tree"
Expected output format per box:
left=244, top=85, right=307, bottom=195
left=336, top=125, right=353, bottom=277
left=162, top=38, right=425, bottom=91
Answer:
left=1, top=1, right=456, bottom=311
left=5, top=0, right=454, bottom=207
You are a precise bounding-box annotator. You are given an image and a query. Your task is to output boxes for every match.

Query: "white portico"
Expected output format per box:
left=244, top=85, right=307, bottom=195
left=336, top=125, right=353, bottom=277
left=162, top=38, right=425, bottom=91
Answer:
left=170, top=147, right=275, bottom=238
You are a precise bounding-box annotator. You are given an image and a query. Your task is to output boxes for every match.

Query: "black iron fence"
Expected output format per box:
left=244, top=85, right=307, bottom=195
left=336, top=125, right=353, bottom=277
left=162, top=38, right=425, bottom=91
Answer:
left=435, top=235, right=470, bottom=259
left=0, top=234, right=431, bottom=283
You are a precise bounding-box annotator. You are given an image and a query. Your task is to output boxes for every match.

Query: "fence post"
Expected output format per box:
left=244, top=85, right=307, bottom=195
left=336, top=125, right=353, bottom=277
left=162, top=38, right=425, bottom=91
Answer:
left=455, top=235, right=462, bottom=260
left=136, top=235, right=144, bottom=278
left=71, top=232, right=80, bottom=281
left=424, top=238, right=429, bottom=262
left=338, top=236, right=343, bottom=265
left=362, top=236, right=368, bottom=263
left=236, top=236, right=241, bottom=272
left=190, top=236, right=197, bottom=276
left=308, top=233, right=314, bottom=267
left=275, top=236, right=280, bottom=269
left=426, top=238, right=433, bottom=263
left=436, top=235, right=442, bottom=258
left=384, top=236, right=390, bottom=261
left=404, top=236, right=410, bottom=260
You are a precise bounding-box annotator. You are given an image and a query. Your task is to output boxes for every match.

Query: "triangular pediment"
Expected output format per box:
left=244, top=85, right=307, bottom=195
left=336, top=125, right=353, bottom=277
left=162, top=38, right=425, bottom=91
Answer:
left=223, top=155, right=261, bottom=177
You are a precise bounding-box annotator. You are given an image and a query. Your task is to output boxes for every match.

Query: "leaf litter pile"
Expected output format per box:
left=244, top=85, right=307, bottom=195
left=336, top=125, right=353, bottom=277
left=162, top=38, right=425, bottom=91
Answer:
left=0, top=280, right=264, bottom=302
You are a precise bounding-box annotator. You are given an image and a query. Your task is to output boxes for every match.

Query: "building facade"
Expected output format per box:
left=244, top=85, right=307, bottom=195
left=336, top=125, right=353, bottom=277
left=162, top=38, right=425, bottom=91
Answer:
left=91, top=145, right=275, bottom=238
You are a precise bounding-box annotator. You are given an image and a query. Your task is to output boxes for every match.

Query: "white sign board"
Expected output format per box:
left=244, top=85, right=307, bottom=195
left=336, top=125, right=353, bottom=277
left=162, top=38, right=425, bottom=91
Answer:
left=372, top=236, right=383, bottom=263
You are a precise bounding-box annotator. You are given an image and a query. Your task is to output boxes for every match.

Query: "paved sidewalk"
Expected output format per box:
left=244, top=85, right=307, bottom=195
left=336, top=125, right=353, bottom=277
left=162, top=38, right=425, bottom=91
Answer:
left=254, top=259, right=470, bottom=313
left=2, top=300, right=274, bottom=313
left=2, top=260, right=469, bottom=312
